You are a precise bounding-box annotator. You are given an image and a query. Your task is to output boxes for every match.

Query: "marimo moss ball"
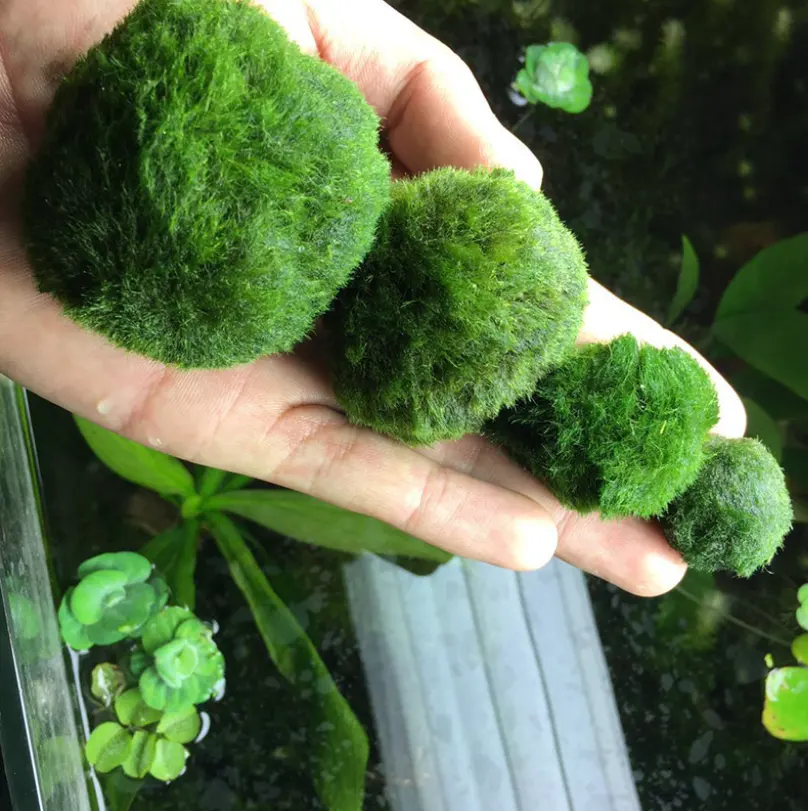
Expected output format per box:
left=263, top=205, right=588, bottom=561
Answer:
left=328, top=167, right=589, bottom=445
left=490, top=335, right=720, bottom=518
left=661, top=437, right=792, bottom=577
left=23, top=0, right=390, bottom=368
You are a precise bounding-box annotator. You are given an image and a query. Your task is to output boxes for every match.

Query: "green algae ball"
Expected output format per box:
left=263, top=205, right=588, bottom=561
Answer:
left=490, top=335, right=720, bottom=518
left=328, top=167, right=589, bottom=445
left=23, top=0, right=390, bottom=368
left=661, top=437, right=793, bottom=577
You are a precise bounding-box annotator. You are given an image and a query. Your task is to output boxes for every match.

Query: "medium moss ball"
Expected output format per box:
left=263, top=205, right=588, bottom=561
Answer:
left=490, top=335, right=720, bottom=518
left=661, top=437, right=792, bottom=577
left=23, top=0, right=390, bottom=368
left=328, top=167, right=589, bottom=445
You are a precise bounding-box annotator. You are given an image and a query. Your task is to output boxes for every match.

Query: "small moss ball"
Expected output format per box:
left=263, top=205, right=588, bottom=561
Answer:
left=328, top=167, right=589, bottom=445
left=490, top=335, right=720, bottom=518
left=661, top=437, right=792, bottom=577
left=23, top=0, right=390, bottom=368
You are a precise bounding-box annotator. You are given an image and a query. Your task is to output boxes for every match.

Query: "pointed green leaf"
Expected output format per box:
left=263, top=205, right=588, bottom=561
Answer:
left=149, top=740, right=188, bottom=782
left=763, top=666, right=808, bottom=741
left=209, top=513, right=368, bottom=811
left=75, top=417, right=196, bottom=497
left=85, top=723, right=133, bottom=774
left=156, top=707, right=202, bottom=744
left=714, top=311, right=808, bottom=400
left=716, top=233, right=808, bottom=320
left=140, top=524, right=198, bottom=610
left=197, top=467, right=230, bottom=498
left=666, top=235, right=700, bottom=325
left=742, top=398, right=783, bottom=461
left=77, top=552, right=152, bottom=583
left=122, top=731, right=157, bottom=779
left=206, top=489, right=451, bottom=563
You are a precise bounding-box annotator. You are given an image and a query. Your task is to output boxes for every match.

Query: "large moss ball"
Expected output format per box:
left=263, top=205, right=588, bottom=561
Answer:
left=490, top=335, right=720, bottom=518
left=662, top=437, right=792, bottom=577
left=23, top=0, right=390, bottom=368
left=328, top=167, right=589, bottom=445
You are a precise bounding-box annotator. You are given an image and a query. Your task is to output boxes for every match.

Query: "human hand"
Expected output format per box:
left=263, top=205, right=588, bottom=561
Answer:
left=0, top=0, right=746, bottom=596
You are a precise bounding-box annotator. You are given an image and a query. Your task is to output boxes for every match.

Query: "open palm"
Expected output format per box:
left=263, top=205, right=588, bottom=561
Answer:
left=0, top=0, right=746, bottom=596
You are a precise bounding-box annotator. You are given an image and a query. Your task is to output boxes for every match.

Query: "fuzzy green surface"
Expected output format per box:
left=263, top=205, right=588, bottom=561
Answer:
left=490, top=334, right=720, bottom=518
left=23, top=0, right=390, bottom=368
left=328, top=167, right=589, bottom=445
left=661, top=437, right=792, bottom=577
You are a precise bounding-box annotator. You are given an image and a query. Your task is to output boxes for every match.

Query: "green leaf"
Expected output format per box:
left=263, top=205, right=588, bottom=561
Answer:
left=140, top=523, right=199, bottom=610
left=156, top=707, right=202, bottom=744
left=732, top=368, right=808, bottom=421
left=792, top=635, right=808, bottom=666
left=666, top=235, right=700, bottom=326
left=713, top=311, right=808, bottom=400
left=75, top=416, right=196, bottom=497
left=77, top=552, right=152, bottom=584
left=149, top=739, right=188, bottom=782
left=122, top=731, right=157, bottom=779
left=209, top=513, right=368, bottom=811
left=206, top=489, right=451, bottom=563
left=763, top=666, right=808, bottom=741
left=70, top=570, right=128, bottom=625
left=57, top=592, right=92, bottom=651
left=91, top=663, right=126, bottom=707
left=742, top=398, right=783, bottom=461
left=141, top=606, right=194, bottom=654
left=797, top=604, right=808, bottom=631
left=716, top=233, right=808, bottom=320
left=516, top=42, right=593, bottom=113
left=197, top=467, right=230, bottom=498
left=115, top=688, right=163, bottom=728
left=85, top=723, right=133, bottom=774
left=99, top=772, right=143, bottom=811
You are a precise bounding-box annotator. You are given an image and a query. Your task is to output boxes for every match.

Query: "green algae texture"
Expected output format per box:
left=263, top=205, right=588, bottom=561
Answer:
left=328, top=167, right=589, bottom=445
left=23, top=0, right=390, bottom=368
left=662, top=437, right=792, bottom=577
left=490, top=335, right=720, bottom=518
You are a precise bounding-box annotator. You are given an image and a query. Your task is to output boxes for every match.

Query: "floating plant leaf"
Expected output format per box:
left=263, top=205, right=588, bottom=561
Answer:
left=85, top=723, right=133, bottom=774
left=114, top=689, right=163, bottom=728
left=122, top=731, right=157, bottom=780
left=513, top=42, right=592, bottom=113
left=149, top=739, right=188, bottom=782
left=156, top=706, right=202, bottom=744
left=763, top=666, right=808, bottom=741
left=91, top=663, right=127, bottom=707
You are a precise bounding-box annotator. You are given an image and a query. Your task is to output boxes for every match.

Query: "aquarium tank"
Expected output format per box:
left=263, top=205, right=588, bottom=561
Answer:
left=2, top=1, right=808, bottom=810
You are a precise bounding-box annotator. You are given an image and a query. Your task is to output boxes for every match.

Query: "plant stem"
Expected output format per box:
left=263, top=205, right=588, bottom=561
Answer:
left=676, top=584, right=792, bottom=648
left=511, top=108, right=535, bottom=136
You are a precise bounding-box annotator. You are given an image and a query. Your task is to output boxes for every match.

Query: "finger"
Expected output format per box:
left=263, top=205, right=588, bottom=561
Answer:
left=301, top=0, right=543, bottom=186
left=580, top=278, right=747, bottom=438
left=419, top=435, right=687, bottom=597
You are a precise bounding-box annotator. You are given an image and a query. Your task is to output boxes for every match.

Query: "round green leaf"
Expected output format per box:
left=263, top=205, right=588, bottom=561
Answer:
left=85, top=723, right=133, bottom=774
left=798, top=584, right=808, bottom=605
left=102, top=582, right=158, bottom=636
left=115, top=688, right=163, bottom=728
left=797, top=604, right=808, bottom=632
left=763, top=666, right=808, bottom=741
left=57, top=592, right=92, bottom=651
left=122, top=731, right=157, bottom=779
left=793, top=635, right=808, bottom=666
left=142, top=607, right=195, bottom=654
left=155, top=639, right=199, bottom=688
left=91, top=663, right=126, bottom=707
left=86, top=622, right=126, bottom=646
left=128, top=647, right=151, bottom=678
left=77, top=552, right=152, bottom=584
left=149, top=739, right=188, bottom=782
left=156, top=707, right=202, bottom=744
left=139, top=668, right=170, bottom=712
left=70, top=570, right=128, bottom=625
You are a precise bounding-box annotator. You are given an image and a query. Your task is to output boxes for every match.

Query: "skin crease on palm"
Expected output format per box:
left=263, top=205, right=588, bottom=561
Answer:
left=0, top=0, right=747, bottom=597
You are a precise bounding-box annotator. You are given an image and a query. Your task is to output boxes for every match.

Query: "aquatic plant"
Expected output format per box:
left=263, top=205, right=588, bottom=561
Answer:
left=130, top=607, right=225, bottom=712
left=490, top=335, right=719, bottom=518
left=329, top=166, right=589, bottom=445
left=57, top=552, right=168, bottom=651
left=661, top=437, right=792, bottom=577
left=513, top=42, right=593, bottom=113
left=23, top=0, right=389, bottom=368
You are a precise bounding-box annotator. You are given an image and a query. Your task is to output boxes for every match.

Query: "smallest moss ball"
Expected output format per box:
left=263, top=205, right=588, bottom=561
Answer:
left=490, top=334, right=720, bottom=518
left=661, top=437, right=792, bottom=577
left=328, top=167, right=589, bottom=445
